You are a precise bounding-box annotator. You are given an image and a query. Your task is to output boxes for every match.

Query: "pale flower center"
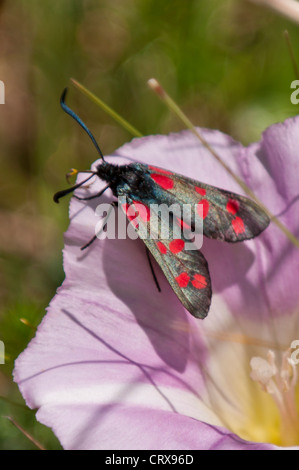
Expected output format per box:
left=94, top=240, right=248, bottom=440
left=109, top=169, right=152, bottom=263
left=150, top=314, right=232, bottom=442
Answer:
left=250, top=349, right=299, bottom=446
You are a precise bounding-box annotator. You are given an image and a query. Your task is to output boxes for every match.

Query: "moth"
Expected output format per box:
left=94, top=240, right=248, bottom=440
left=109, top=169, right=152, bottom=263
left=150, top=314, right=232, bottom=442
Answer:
left=54, top=89, right=270, bottom=319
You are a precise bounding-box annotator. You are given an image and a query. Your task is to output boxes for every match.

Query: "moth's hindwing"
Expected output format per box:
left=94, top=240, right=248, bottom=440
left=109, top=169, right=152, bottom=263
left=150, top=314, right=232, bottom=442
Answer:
left=121, top=198, right=212, bottom=319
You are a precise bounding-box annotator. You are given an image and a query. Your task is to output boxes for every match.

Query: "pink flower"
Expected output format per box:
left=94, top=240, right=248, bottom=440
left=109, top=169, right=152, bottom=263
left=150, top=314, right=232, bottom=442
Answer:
left=14, top=117, right=299, bottom=449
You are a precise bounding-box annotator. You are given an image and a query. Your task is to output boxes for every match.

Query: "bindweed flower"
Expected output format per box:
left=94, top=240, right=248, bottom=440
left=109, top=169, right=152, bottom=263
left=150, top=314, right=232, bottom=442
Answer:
left=14, top=117, right=299, bottom=450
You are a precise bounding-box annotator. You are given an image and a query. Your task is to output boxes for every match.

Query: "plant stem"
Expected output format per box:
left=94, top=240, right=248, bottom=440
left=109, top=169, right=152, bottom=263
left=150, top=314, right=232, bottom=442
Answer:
left=148, top=78, right=299, bottom=249
left=71, top=79, right=143, bottom=138
left=5, top=416, right=46, bottom=450
left=284, top=30, right=299, bottom=80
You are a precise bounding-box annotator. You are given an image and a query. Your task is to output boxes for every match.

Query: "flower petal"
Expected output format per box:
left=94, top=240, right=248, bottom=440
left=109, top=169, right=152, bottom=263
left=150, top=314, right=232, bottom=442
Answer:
left=35, top=405, right=277, bottom=450
left=14, top=121, right=299, bottom=449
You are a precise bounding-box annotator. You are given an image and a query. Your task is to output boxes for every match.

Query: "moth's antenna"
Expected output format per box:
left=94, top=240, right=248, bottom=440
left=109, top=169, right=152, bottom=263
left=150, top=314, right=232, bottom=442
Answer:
left=60, top=88, right=105, bottom=160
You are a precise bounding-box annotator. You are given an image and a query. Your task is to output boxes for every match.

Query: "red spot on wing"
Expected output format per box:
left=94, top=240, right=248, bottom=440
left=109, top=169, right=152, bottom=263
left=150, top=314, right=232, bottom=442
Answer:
left=195, top=187, right=206, bottom=196
left=151, top=173, right=174, bottom=190
left=226, top=199, right=239, bottom=215
left=122, top=203, right=139, bottom=229
left=149, top=166, right=172, bottom=175
left=175, top=272, right=190, bottom=288
left=122, top=203, right=134, bottom=220
left=192, top=274, right=207, bottom=289
left=169, top=239, right=185, bottom=254
left=197, top=200, right=209, bottom=219
left=176, top=217, right=191, bottom=230
left=157, top=241, right=167, bottom=254
left=232, top=216, right=245, bottom=234
left=133, top=201, right=151, bottom=222
left=122, top=203, right=129, bottom=213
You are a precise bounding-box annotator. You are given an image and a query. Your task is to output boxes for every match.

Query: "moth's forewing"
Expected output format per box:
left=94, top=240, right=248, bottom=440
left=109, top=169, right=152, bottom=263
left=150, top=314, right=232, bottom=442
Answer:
left=137, top=164, right=270, bottom=242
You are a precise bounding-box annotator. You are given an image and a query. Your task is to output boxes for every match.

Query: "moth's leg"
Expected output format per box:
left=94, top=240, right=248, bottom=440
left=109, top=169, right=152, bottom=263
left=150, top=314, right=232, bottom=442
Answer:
left=80, top=201, right=116, bottom=250
left=145, top=247, right=161, bottom=292
left=74, top=184, right=110, bottom=201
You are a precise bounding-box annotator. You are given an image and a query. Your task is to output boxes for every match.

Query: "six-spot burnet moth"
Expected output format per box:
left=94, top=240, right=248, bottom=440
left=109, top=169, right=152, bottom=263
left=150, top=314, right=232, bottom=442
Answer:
left=54, top=88, right=270, bottom=319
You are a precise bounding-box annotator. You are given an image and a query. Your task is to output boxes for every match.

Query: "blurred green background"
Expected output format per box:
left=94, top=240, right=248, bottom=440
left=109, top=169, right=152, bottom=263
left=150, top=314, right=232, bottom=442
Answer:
left=0, top=0, right=298, bottom=450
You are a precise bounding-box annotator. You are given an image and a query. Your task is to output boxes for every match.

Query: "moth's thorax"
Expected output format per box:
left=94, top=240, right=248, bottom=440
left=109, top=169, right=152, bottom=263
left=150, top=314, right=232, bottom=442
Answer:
left=96, top=161, right=152, bottom=198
